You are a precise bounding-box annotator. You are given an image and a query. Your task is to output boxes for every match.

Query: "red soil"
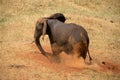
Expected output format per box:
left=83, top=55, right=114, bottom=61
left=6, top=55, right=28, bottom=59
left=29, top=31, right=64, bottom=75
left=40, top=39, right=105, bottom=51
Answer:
left=22, top=43, right=120, bottom=75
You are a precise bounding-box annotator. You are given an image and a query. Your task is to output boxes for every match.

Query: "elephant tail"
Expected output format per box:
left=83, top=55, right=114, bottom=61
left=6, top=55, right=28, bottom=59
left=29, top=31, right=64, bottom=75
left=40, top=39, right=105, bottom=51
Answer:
left=87, top=48, right=92, bottom=62
left=80, top=33, right=92, bottom=62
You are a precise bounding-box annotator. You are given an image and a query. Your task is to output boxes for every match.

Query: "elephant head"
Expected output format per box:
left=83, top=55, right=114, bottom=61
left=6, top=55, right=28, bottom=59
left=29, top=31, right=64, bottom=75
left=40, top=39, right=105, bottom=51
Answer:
left=34, top=18, right=48, bottom=56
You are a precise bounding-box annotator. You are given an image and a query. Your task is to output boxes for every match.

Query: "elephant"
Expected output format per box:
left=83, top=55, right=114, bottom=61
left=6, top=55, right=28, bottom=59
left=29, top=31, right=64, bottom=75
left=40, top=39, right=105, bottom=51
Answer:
left=34, top=18, right=92, bottom=63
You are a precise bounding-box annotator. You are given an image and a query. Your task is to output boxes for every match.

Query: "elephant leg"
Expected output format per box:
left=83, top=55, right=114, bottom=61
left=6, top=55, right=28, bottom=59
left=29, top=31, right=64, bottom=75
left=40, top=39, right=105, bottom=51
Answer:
left=51, top=43, right=63, bottom=63
left=72, top=43, right=81, bottom=58
left=51, top=43, right=63, bottom=55
left=63, top=43, right=73, bottom=54
left=72, top=43, right=87, bottom=64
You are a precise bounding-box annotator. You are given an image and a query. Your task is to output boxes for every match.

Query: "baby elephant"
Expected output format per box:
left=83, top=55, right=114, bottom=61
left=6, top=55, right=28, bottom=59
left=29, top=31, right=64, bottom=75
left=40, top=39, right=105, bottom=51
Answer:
left=34, top=18, right=92, bottom=63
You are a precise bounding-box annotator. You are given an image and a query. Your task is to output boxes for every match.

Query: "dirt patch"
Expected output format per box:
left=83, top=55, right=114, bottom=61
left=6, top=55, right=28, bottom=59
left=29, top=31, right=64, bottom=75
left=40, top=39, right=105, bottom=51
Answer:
left=98, top=60, right=120, bottom=74
left=22, top=43, right=120, bottom=75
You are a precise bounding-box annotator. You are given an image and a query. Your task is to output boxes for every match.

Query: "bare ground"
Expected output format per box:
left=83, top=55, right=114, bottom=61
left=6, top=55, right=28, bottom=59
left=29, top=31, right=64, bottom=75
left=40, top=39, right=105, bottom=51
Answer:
left=0, top=27, right=120, bottom=80
left=0, top=0, right=120, bottom=80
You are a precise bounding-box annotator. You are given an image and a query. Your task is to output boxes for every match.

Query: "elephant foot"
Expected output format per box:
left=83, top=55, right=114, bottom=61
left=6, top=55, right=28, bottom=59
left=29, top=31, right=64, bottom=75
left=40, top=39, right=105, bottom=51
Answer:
left=84, top=60, right=92, bottom=65
left=45, top=53, right=61, bottom=63
left=51, top=54, right=61, bottom=63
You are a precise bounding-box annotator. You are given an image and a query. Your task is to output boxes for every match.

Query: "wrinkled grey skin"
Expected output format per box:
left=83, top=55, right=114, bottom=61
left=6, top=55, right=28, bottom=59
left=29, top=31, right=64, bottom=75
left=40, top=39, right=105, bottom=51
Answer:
left=34, top=19, right=92, bottom=62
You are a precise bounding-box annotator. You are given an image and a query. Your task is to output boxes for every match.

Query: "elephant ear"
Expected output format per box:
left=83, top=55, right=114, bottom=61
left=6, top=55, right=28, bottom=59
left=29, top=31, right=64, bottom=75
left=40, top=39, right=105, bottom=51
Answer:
left=42, top=19, right=47, bottom=40
left=47, top=13, right=66, bottom=22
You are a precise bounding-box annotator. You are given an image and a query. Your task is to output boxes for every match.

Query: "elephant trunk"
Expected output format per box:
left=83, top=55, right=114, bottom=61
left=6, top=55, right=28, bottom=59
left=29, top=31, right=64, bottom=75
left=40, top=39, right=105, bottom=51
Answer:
left=42, top=19, right=47, bottom=40
left=34, top=37, right=47, bottom=56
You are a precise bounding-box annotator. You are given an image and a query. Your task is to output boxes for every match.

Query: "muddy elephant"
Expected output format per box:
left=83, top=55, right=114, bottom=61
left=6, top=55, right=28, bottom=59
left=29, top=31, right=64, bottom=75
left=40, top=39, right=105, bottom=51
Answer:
left=34, top=18, right=92, bottom=62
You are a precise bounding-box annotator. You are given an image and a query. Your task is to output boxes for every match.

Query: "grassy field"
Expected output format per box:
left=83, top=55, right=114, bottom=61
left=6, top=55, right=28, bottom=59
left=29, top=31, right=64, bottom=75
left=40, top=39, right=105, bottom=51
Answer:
left=0, top=0, right=120, bottom=80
